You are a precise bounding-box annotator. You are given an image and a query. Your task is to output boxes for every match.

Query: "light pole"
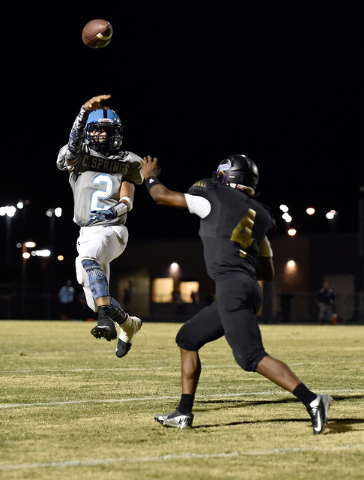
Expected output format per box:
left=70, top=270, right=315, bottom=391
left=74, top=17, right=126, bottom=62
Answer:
left=45, top=207, right=62, bottom=278
left=17, top=199, right=31, bottom=244
left=0, top=206, right=17, bottom=268
left=21, top=241, right=36, bottom=318
left=359, top=186, right=364, bottom=323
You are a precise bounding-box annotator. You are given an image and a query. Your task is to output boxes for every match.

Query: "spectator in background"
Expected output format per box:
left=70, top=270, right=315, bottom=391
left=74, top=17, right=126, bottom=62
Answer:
left=172, top=291, right=184, bottom=315
left=317, top=281, right=336, bottom=325
left=58, top=280, right=75, bottom=320
left=279, top=283, right=294, bottom=323
left=123, top=288, right=131, bottom=314
left=191, top=290, right=200, bottom=303
left=78, top=291, right=89, bottom=321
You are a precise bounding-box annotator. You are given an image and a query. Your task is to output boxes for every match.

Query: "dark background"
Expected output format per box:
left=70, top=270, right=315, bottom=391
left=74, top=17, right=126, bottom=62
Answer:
left=1, top=1, right=363, bottom=286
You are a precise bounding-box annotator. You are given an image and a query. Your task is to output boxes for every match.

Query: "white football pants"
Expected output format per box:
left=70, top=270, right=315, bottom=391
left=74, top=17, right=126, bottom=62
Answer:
left=75, top=225, right=128, bottom=311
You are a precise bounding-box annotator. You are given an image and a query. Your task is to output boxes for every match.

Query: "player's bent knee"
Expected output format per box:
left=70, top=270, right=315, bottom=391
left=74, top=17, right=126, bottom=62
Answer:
left=233, top=350, right=266, bottom=372
left=176, top=327, right=199, bottom=351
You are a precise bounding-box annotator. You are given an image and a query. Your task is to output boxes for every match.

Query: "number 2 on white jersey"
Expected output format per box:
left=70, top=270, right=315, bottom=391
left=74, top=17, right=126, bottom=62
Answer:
left=90, top=174, right=114, bottom=211
left=230, top=208, right=256, bottom=258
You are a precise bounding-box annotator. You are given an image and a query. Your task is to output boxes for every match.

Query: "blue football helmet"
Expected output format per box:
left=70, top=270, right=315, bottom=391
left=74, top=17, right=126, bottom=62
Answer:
left=214, top=154, right=259, bottom=194
left=85, top=109, right=123, bottom=154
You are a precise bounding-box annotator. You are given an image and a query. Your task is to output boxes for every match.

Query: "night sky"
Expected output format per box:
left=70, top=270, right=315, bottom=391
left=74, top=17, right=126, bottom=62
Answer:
left=1, top=1, right=363, bottom=282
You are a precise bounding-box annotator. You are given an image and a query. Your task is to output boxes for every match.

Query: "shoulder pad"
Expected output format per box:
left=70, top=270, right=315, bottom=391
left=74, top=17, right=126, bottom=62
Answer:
left=188, top=178, right=215, bottom=194
left=125, top=151, right=143, bottom=163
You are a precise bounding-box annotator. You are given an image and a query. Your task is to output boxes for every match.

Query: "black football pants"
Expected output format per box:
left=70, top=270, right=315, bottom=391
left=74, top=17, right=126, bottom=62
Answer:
left=176, top=272, right=268, bottom=372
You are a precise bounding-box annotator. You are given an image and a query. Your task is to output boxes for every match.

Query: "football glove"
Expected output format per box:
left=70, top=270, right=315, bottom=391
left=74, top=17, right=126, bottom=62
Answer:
left=86, top=200, right=129, bottom=227
left=86, top=207, right=117, bottom=226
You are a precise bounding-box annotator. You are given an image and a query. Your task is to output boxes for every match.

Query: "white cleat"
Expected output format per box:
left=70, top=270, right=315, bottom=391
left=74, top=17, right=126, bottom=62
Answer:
left=155, top=410, right=194, bottom=429
left=115, top=315, right=142, bottom=358
left=307, top=394, right=332, bottom=435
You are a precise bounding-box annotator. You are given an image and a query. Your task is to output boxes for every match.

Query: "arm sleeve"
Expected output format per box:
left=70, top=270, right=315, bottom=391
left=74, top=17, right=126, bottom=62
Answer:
left=184, top=194, right=211, bottom=218
left=258, top=236, right=273, bottom=257
left=65, top=106, right=90, bottom=164
left=56, top=145, right=69, bottom=171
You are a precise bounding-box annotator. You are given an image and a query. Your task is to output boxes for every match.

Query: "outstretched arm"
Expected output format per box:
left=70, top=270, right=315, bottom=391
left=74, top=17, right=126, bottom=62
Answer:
left=141, top=156, right=188, bottom=209
left=66, top=94, right=111, bottom=166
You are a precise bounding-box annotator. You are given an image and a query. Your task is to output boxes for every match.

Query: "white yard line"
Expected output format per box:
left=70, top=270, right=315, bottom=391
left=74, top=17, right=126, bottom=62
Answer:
left=0, top=361, right=353, bottom=373
left=0, top=388, right=362, bottom=409
left=1, top=444, right=363, bottom=471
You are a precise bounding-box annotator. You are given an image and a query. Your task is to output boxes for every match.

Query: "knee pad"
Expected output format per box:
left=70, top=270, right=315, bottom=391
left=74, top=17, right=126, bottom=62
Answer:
left=81, top=259, right=109, bottom=300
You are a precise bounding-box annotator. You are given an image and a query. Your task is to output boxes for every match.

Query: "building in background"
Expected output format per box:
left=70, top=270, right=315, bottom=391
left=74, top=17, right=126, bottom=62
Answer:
left=0, top=233, right=362, bottom=323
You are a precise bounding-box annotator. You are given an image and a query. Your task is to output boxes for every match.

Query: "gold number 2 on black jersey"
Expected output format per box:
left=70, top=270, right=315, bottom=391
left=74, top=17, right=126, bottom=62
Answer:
left=230, top=208, right=256, bottom=258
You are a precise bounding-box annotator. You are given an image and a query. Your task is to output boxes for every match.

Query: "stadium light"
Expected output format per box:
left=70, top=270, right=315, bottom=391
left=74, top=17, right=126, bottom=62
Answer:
left=17, top=199, right=30, bottom=209
left=31, top=249, right=51, bottom=257
left=326, top=210, right=338, bottom=220
left=24, top=241, right=36, bottom=248
left=280, top=204, right=289, bottom=213
left=1, top=205, right=17, bottom=267
left=306, top=207, right=315, bottom=215
left=282, top=213, right=292, bottom=223
left=288, top=228, right=297, bottom=236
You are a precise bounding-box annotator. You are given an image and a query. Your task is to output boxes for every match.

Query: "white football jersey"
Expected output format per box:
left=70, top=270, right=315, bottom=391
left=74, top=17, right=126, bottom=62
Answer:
left=57, top=144, right=144, bottom=226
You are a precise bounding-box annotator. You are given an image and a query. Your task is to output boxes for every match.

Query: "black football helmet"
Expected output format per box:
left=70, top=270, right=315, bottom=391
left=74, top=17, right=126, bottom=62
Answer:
left=85, top=109, right=123, bottom=154
left=214, top=154, right=259, bottom=194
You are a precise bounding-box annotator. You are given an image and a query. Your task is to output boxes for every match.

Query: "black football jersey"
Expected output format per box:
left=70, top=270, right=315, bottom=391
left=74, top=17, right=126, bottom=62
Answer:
left=188, top=179, right=276, bottom=281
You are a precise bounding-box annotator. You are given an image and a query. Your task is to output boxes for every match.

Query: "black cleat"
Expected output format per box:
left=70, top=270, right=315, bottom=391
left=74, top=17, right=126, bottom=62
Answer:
left=91, top=306, right=117, bottom=342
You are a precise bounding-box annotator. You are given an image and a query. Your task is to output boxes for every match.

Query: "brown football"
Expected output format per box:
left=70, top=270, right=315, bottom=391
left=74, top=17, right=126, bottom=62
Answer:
left=82, top=19, right=113, bottom=49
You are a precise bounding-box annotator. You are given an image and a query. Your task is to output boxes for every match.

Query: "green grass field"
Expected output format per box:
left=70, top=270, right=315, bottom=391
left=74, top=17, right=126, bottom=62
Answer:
left=0, top=321, right=363, bottom=480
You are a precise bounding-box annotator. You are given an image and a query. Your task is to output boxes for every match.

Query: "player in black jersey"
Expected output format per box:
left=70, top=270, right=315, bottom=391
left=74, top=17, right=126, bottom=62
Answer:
left=141, top=154, right=332, bottom=434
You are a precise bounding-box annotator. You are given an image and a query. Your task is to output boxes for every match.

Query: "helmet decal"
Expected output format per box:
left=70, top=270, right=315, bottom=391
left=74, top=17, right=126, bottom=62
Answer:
left=215, top=160, right=231, bottom=183
left=214, top=154, right=259, bottom=195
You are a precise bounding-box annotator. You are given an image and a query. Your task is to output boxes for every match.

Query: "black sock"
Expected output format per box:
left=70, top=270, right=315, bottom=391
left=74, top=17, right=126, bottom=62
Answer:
left=292, top=383, right=317, bottom=407
left=178, top=394, right=195, bottom=414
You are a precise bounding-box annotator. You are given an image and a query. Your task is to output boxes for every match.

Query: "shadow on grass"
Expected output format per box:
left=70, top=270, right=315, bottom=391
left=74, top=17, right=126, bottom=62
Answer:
left=194, top=395, right=364, bottom=432
left=197, top=394, right=363, bottom=409
left=193, top=418, right=364, bottom=432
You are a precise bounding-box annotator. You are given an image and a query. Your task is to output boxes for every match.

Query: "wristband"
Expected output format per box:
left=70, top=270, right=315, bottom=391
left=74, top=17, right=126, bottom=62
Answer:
left=113, top=201, right=128, bottom=217
left=145, top=176, right=162, bottom=194
left=120, top=196, right=133, bottom=212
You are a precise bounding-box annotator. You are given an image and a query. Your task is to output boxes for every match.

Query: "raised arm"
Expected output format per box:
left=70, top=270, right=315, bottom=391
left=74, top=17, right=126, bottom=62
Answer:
left=65, top=94, right=111, bottom=166
left=141, top=156, right=188, bottom=209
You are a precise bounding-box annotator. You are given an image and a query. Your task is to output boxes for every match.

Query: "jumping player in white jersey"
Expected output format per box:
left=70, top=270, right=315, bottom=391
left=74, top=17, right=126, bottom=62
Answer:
left=57, top=94, right=142, bottom=358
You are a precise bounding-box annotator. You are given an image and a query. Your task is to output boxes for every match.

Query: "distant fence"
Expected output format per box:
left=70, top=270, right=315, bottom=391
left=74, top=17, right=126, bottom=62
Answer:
left=0, top=291, right=363, bottom=323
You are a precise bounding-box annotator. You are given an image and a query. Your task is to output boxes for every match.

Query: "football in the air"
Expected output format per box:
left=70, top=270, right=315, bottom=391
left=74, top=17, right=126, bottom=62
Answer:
left=82, top=19, right=113, bottom=48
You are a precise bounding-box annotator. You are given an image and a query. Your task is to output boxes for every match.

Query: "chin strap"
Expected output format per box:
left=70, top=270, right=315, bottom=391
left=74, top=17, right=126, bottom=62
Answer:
left=230, top=183, right=255, bottom=195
